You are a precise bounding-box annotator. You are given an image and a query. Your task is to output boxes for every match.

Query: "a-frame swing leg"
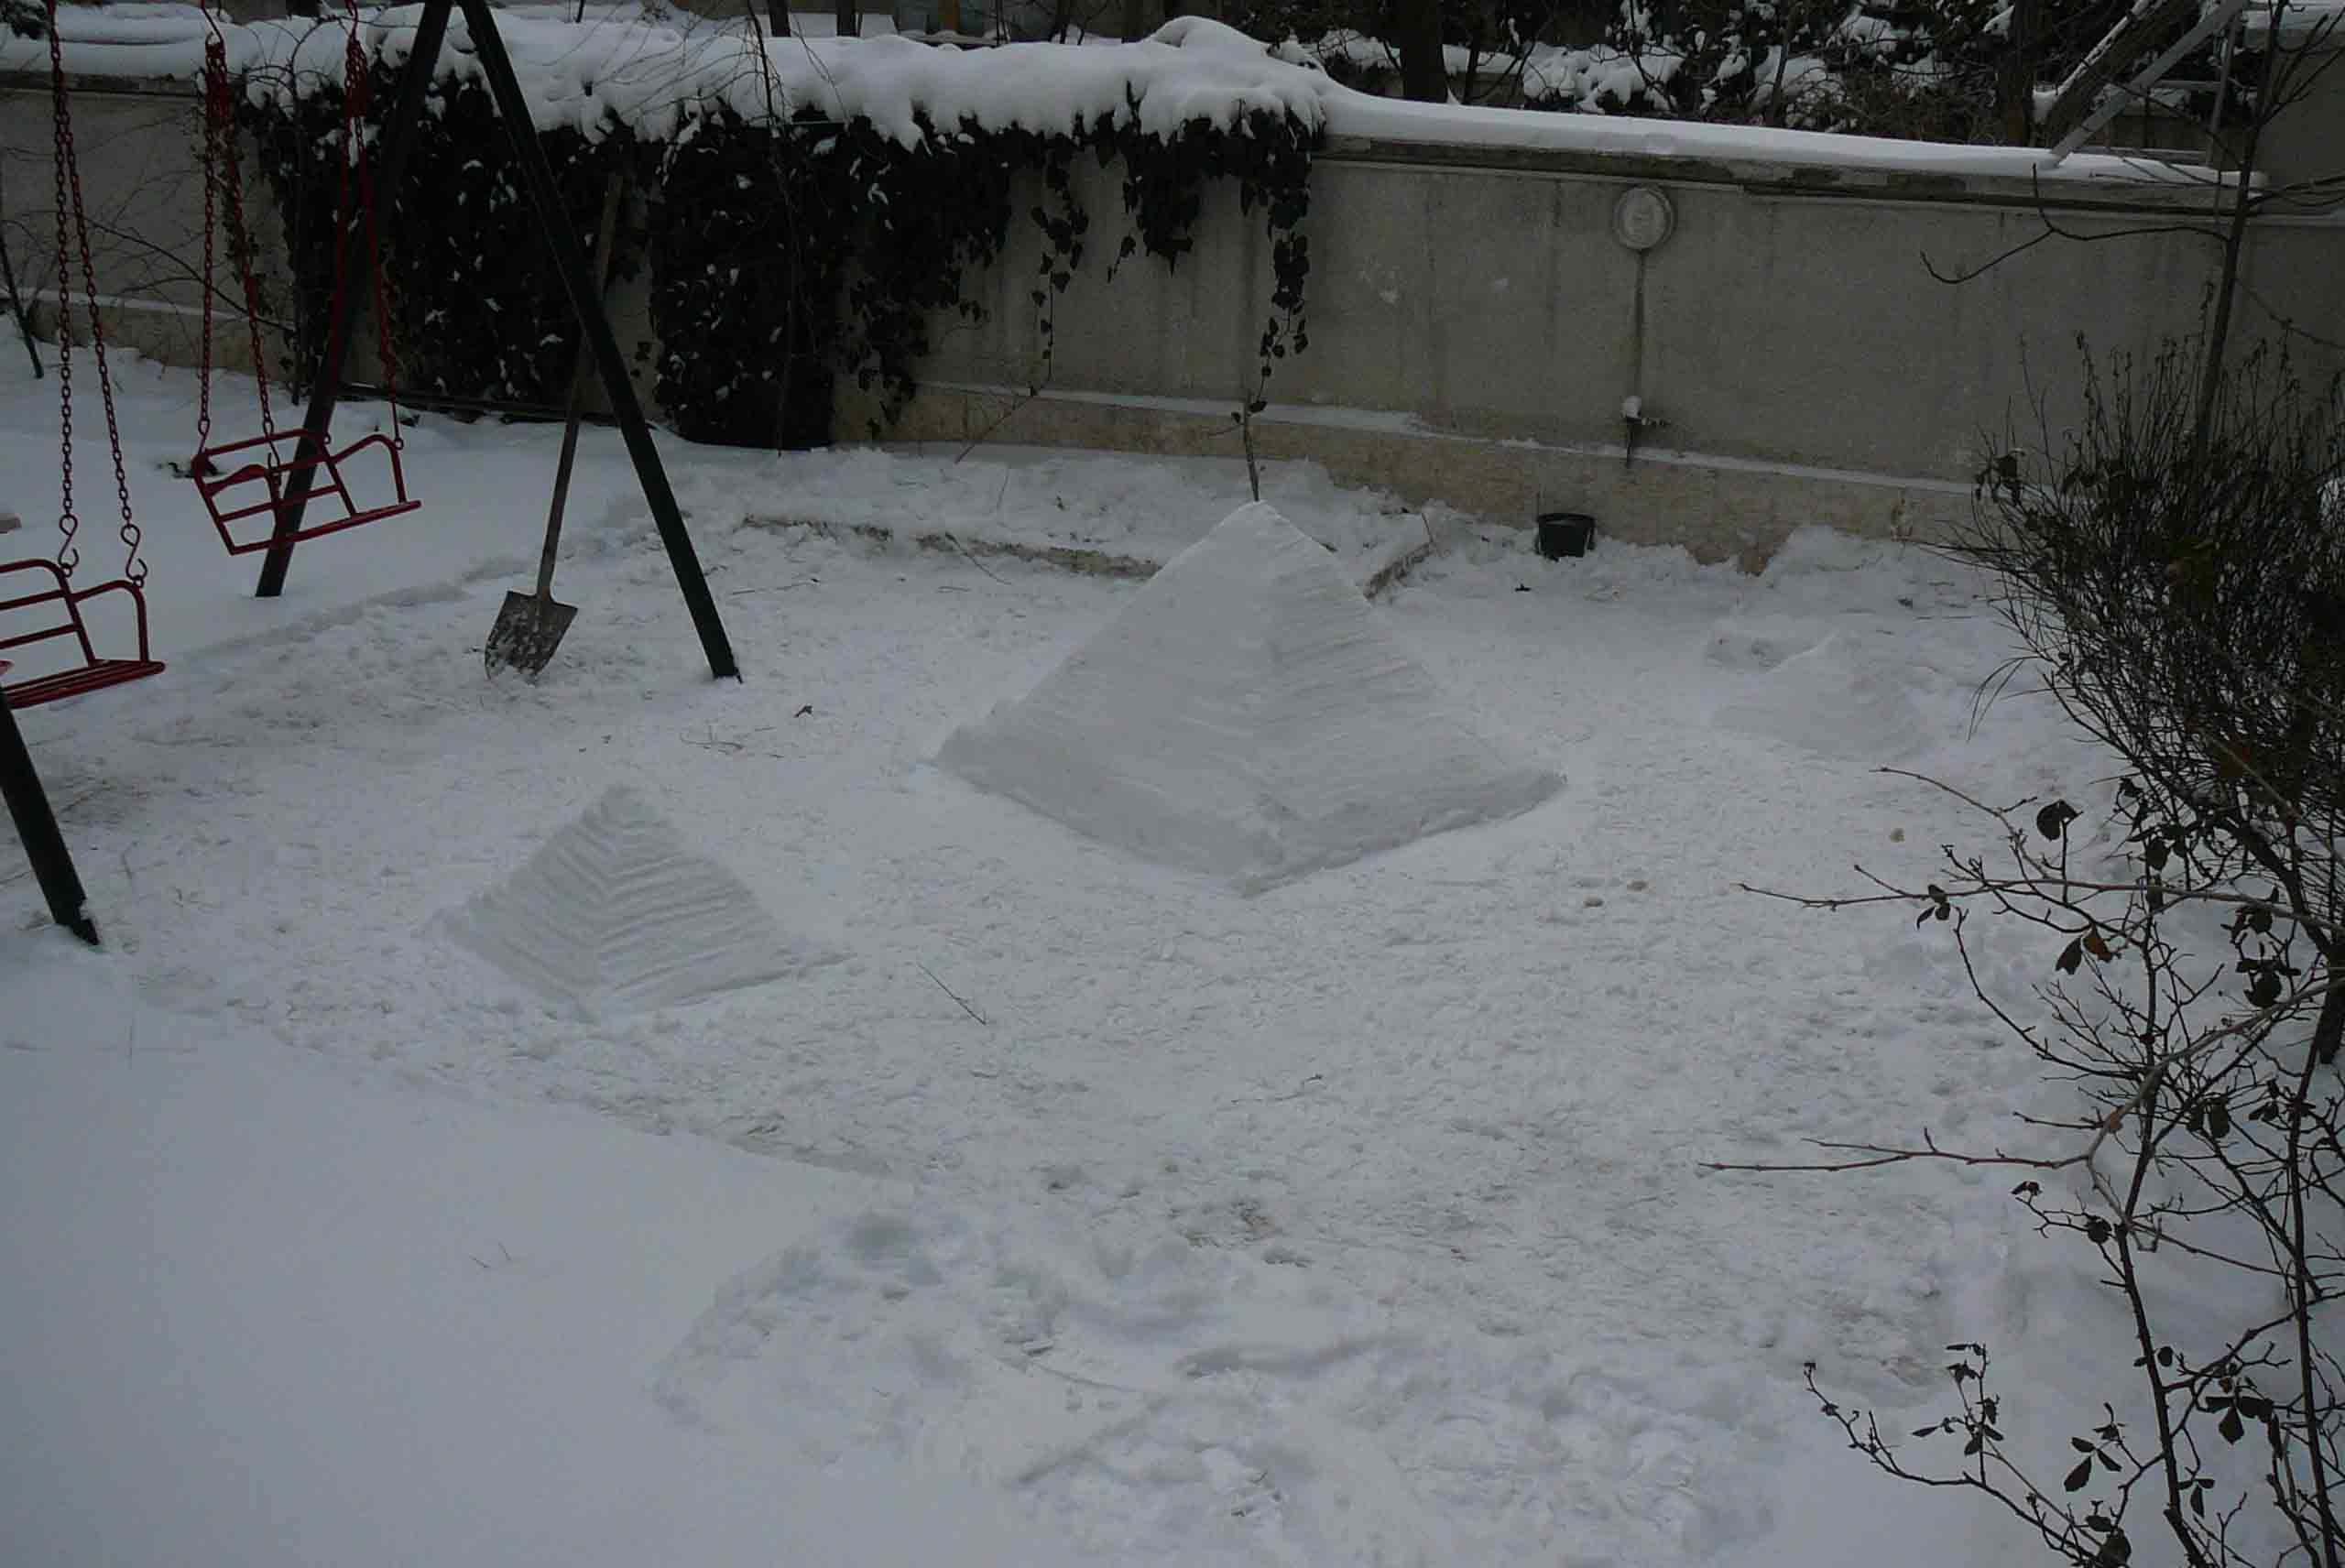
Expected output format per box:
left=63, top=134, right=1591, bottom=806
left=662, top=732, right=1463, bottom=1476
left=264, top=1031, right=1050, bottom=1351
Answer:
left=0, top=692, right=100, bottom=947
left=252, top=0, right=451, bottom=602
left=454, top=0, right=738, bottom=681
left=252, top=0, right=741, bottom=686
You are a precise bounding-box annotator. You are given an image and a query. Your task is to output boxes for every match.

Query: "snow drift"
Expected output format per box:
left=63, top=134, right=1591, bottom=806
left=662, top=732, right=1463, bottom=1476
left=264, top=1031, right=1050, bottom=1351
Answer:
left=1711, top=630, right=1936, bottom=759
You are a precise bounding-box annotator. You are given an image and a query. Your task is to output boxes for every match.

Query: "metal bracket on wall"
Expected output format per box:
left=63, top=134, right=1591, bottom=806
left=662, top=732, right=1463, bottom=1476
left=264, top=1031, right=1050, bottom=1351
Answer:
left=1611, top=187, right=1674, bottom=471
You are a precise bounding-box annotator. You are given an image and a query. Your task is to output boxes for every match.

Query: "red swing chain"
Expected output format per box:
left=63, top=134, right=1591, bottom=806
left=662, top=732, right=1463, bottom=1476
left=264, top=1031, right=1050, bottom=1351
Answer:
left=47, top=31, right=77, bottom=582
left=195, top=1, right=399, bottom=472
left=46, top=0, right=143, bottom=588
left=197, top=16, right=282, bottom=468
left=339, top=0, right=403, bottom=450
left=196, top=31, right=213, bottom=452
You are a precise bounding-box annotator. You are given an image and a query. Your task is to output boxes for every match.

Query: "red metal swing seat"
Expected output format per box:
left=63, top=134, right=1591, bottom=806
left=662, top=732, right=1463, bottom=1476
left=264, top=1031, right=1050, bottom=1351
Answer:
left=191, top=427, right=420, bottom=555
left=0, top=559, right=164, bottom=710
left=4, top=0, right=163, bottom=715
left=191, top=9, right=422, bottom=564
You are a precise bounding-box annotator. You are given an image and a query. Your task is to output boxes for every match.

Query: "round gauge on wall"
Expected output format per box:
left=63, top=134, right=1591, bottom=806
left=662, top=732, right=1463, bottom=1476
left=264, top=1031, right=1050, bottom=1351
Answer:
left=1611, top=186, right=1676, bottom=253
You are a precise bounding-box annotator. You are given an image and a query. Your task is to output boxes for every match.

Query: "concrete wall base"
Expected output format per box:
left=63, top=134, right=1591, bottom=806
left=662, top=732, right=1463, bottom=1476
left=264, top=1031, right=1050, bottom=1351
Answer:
left=878, top=383, right=1977, bottom=569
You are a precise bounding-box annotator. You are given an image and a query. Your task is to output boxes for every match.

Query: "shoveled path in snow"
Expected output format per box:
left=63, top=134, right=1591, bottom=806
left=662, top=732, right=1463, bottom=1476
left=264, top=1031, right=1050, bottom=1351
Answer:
left=5, top=363, right=2114, bottom=1564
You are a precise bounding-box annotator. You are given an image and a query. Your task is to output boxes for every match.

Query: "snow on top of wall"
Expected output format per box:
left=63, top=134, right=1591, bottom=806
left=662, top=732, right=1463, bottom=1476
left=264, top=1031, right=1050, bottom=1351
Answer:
left=1321, top=89, right=2207, bottom=182
left=218, top=10, right=1323, bottom=146
left=0, top=0, right=215, bottom=77
left=6, top=4, right=2211, bottom=184
left=2244, top=0, right=2345, bottom=38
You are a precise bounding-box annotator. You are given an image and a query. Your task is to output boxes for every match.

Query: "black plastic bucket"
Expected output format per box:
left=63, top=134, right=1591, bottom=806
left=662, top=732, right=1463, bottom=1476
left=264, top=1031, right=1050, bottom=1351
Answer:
left=1535, top=512, right=1596, bottom=560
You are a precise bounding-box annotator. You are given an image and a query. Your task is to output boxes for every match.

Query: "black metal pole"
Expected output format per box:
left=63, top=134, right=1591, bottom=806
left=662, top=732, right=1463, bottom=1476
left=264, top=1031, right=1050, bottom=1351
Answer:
left=254, top=0, right=455, bottom=598
left=454, top=0, right=739, bottom=681
left=0, top=693, right=99, bottom=947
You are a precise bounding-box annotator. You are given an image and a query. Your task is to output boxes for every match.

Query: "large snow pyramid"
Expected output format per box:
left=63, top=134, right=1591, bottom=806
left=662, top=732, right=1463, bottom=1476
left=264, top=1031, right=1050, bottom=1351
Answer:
left=442, top=785, right=830, bottom=1014
left=937, top=502, right=1561, bottom=890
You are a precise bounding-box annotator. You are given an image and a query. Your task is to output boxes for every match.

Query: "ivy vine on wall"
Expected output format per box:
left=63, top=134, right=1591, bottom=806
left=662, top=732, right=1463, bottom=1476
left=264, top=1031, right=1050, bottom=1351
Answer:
left=240, top=55, right=1318, bottom=450
left=646, top=106, right=845, bottom=448
left=236, top=63, right=638, bottom=412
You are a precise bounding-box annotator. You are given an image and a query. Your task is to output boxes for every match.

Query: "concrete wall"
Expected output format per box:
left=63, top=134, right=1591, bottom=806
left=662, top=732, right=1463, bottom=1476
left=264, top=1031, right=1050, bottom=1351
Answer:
left=2257, top=40, right=2345, bottom=198
left=1, top=71, right=660, bottom=408
left=8, top=66, right=2343, bottom=563
left=1, top=77, right=217, bottom=368
left=864, top=138, right=2345, bottom=558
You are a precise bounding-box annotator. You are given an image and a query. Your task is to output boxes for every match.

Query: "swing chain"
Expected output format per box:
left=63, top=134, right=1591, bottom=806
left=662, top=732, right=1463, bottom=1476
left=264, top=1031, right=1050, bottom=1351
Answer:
left=48, top=0, right=144, bottom=586
left=197, top=32, right=219, bottom=454
left=198, top=15, right=279, bottom=468
left=225, top=44, right=276, bottom=439
left=47, top=4, right=79, bottom=578
left=340, top=0, right=403, bottom=450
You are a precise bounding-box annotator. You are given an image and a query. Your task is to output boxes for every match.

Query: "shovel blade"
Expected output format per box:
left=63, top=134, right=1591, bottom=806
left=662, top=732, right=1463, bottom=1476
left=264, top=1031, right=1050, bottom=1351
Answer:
left=484, top=591, right=579, bottom=681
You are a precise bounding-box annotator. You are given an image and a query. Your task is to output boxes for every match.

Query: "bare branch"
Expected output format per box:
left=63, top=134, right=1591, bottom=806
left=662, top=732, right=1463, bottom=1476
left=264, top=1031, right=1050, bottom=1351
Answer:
left=1704, top=1129, right=2087, bottom=1176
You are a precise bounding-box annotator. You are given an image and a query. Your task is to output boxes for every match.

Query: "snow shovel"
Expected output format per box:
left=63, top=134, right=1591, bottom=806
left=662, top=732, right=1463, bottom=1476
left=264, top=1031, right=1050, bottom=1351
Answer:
left=485, top=172, right=628, bottom=680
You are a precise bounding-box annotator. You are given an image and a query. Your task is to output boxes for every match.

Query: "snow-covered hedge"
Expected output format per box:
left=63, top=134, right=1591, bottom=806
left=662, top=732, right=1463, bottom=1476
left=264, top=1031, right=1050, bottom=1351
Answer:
left=234, top=13, right=1318, bottom=444
left=241, top=11, right=1325, bottom=144
left=9, top=6, right=2204, bottom=445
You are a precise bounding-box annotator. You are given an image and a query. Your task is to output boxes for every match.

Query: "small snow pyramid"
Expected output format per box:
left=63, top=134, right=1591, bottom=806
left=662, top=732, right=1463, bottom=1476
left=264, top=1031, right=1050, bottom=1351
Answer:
left=937, top=502, right=1561, bottom=890
left=442, top=785, right=828, bottom=1013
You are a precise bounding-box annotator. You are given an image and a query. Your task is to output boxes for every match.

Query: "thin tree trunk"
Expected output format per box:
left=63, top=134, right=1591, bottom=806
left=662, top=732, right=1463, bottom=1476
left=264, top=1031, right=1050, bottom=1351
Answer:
left=1767, top=13, right=1793, bottom=127
left=0, top=161, right=42, bottom=378
left=1998, top=0, right=2041, bottom=144
left=2193, top=7, right=2285, bottom=452
left=1395, top=0, right=1446, bottom=102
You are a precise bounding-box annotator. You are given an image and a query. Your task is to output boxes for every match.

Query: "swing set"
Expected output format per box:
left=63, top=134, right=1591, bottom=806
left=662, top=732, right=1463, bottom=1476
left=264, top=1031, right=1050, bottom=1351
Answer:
left=0, top=0, right=163, bottom=713
left=3, top=0, right=415, bottom=713
left=7, top=0, right=429, bottom=717
left=5, top=0, right=740, bottom=948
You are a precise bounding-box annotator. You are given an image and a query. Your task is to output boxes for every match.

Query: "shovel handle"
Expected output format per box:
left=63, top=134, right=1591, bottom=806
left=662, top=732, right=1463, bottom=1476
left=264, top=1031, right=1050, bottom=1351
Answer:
left=536, top=172, right=628, bottom=601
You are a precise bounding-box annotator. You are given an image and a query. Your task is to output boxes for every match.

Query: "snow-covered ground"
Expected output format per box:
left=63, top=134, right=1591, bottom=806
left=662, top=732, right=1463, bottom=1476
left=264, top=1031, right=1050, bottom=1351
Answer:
left=5, top=332, right=2156, bottom=1564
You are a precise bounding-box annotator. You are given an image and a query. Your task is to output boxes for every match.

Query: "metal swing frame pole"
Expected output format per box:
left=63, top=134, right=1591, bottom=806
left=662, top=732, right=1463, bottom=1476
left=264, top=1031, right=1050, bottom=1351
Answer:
left=254, top=0, right=740, bottom=685
left=253, top=0, right=449, bottom=599
left=454, top=0, right=737, bottom=681
left=0, top=691, right=99, bottom=946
